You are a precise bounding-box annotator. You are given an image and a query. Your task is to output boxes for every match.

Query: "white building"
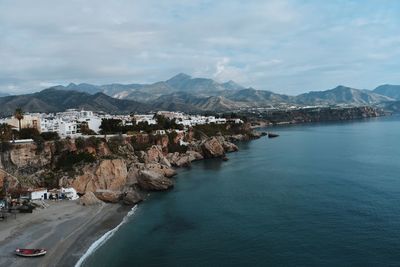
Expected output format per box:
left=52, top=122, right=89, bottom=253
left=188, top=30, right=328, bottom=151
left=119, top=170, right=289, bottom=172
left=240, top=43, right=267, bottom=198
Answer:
left=61, top=187, right=79, bottom=200
left=21, top=188, right=48, bottom=200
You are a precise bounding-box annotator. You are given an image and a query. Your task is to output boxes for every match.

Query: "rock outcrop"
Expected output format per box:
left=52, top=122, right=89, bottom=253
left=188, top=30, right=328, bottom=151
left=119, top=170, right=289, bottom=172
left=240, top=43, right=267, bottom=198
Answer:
left=167, top=150, right=204, bottom=167
left=94, top=190, right=123, bottom=203
left=72, top=159, right=127, bottom=194
left=79, top=191, right=102, bottom=206
left=137, top=170, right=173, bottom=191
left=201, top=137, right=225, bottom=158
left=122, top=191, right=143, bottom=205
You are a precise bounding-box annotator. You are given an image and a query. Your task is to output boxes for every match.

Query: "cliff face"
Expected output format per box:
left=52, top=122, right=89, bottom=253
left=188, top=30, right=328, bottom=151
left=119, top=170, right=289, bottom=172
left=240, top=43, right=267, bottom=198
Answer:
left=248, top=106, right=386, bottom=125
left=0, top=130, right=248, bottom=204
left=71, top=159, right=128, bottom=194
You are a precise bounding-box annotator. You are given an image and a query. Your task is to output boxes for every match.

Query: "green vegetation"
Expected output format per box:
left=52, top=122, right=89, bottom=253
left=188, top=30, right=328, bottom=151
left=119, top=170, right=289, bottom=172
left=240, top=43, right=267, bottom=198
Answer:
left=99, top=115, right=183, bottom=135
left=131, top=136, right=151, bottom=151
left=56, top=151, right=96, bottom=171
left=14, top=108, right=24, bottom=131
left=75, top=136, right=103, bottom=151
left=80, top=122, right=97, bottom=135
left=193, top=122, right=249, bottom=138
left=107, top=135, right=125, bottom=154
left=0, top=123, right=13, bottom=152
left=40, top=132, right=60, bottom=141
left=75, top=137, right=86, bottom=150
left=42, top=172, right=58, bottom=188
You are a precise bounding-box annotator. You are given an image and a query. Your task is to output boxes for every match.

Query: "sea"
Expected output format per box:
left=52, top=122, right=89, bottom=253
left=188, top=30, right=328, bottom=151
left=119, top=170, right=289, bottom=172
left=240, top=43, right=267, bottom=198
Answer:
left=82, top=115, right=400, bottom=267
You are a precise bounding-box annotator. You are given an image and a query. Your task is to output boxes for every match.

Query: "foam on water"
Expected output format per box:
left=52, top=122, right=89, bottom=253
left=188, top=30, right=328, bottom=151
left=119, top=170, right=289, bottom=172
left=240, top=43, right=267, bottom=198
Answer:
left=75, top=205, right=138, bottom=267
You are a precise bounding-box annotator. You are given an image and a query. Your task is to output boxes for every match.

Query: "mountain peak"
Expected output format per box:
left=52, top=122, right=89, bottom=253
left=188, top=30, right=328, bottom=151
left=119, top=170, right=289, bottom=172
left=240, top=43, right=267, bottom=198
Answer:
left=167, top=73, right=192, bottom=82
left=222, top=80, right=244, bottom=90
left=66, top=83, right=77, bottom=88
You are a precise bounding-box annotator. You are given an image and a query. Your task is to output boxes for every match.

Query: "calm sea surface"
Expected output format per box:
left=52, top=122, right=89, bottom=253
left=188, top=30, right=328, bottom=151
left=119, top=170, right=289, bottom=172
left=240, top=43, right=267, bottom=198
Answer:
left=83, top=116, right=400, bottom=267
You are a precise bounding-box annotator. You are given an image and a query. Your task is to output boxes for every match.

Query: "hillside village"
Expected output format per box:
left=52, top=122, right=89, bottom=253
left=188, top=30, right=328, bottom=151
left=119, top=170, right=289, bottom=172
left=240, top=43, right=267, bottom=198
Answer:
left=0, top=108, right=252, bottom=211
left=0, top=109, right=240, bottom=139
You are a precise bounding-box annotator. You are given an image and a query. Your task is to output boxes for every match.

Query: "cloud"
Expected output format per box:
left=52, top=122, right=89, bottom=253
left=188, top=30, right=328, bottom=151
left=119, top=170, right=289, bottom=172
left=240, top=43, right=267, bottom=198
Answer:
left=1, top=0, right=400, bottom=95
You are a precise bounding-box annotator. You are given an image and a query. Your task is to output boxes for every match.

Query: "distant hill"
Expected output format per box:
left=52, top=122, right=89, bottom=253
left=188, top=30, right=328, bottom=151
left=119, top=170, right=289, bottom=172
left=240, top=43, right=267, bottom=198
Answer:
left=2, top=75, right=399, bottom=114
left=382, top=101, right=400, bottom=113
left=0, top=88, right=150, bottom=116
left=295, top=85, right=393, bottom=105
left=373, top=84, right=400, bottom=100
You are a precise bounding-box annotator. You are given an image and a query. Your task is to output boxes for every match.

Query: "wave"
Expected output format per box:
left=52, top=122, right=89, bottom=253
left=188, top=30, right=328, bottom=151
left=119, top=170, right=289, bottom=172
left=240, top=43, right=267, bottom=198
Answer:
left=75, top=205, right=138, bottom=267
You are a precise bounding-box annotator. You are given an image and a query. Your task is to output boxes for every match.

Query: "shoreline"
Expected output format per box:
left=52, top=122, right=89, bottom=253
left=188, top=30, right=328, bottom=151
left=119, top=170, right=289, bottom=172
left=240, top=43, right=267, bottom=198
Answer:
left=0, top=201, right=132, bottom=267
left=250, top=113, right=390, bottom=129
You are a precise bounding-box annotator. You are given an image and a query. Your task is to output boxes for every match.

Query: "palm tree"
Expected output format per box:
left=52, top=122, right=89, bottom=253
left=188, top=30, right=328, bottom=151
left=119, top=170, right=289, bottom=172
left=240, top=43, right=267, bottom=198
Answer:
left=14, top=108, right=24, bottom=131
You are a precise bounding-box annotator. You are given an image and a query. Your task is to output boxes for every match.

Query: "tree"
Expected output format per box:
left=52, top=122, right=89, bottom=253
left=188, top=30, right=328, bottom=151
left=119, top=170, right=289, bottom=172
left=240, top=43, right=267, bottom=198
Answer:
left=14, top=108, right=24, bottom=131
left=99, top=118, right=123, bottom=135
left=0, top=123, right=13, bottom=141
left=0, top=123, right=13, bottom=152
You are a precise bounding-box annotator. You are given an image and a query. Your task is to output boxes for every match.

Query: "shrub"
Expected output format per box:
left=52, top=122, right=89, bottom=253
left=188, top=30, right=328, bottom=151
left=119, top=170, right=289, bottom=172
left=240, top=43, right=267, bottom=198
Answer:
left=86, top=136, right=102, bottom=148
left=40, top=132, right=60, bottom=141
left=75, top=137, right=86, bottom=150
left=33, top=135, right=45, bottom=153
left=131, top=136, right=151, bottom=151
left=18, top=128, right=40, bottom=139
left=0, top=141, right=11, bottom=152
left=56, top=152, right=96, bottom=171
left=107, top=136, right=124, bottom=154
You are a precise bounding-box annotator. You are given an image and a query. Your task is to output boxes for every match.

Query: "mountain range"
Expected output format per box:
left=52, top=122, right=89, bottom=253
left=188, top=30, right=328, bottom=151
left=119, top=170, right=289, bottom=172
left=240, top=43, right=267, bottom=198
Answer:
left=0, top=89, right=149, bottom=116
left=0, top=74, right=399, bottom=115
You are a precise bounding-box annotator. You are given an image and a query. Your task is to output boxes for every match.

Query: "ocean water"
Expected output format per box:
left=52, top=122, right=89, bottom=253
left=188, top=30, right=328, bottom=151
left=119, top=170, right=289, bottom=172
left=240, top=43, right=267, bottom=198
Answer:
left=83, top=116, right=400, bottom=267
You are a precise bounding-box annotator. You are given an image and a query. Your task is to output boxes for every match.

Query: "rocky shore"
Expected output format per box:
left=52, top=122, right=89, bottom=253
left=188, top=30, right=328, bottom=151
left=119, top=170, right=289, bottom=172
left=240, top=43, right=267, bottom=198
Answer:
left=245, top=106, right=387, bottom=128
left=0, top=124, right=261, bottom=266
left=0, top=127, right=260, bottom=204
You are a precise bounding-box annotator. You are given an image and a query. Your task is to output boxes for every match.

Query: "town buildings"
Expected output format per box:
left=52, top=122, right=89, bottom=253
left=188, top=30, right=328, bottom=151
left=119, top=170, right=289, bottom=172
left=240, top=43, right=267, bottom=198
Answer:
left=0, top=109, right=242, bottom=138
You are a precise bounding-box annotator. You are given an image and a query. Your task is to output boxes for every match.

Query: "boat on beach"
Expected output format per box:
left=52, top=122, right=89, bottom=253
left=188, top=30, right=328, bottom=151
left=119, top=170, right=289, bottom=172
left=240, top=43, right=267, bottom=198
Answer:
left=15, top=248, right=47, bottom=257
left=268, top=132, right=279, bottom=138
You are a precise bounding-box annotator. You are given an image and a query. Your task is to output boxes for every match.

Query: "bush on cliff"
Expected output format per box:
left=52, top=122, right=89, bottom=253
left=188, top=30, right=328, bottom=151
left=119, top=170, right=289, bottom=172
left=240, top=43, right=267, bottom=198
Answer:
left=17, top=127, right=40, bottom=139
left=193, top=123, right=250, bottom=138
left=107, top=135, right=125, bottom=154
left=0, top=141, right=11, bottom=152
left=131, top=136, right=151, bottom=151
left=56, top=152, right=96, bottom=171
left=40, top=132, right=60, bottom=141
left=75, top=137, right=86, bottom=150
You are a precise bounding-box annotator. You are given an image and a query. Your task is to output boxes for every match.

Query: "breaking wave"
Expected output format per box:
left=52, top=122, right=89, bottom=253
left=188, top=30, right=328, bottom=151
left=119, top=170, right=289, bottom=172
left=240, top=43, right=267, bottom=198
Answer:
left=75, top=205, right=138, bottom=267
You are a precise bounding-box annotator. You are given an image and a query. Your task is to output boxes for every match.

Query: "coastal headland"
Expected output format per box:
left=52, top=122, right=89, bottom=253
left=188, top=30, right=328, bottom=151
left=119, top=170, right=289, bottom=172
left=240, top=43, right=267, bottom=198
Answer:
left=0, top=117, right=261, bottom=266
left=0, top=107, right=387, bottom=266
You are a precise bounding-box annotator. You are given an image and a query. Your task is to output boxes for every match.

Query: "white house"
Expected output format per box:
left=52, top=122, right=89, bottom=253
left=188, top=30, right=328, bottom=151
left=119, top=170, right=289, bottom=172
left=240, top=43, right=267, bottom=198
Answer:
left=61, top=187, right=79, bottom=200
left=21, top=188, right=48, bottom=200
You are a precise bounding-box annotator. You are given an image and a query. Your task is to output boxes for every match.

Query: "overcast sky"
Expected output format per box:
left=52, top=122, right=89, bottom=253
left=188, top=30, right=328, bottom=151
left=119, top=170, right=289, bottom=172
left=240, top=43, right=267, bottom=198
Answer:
left=1, top=0, right=400, bottom=95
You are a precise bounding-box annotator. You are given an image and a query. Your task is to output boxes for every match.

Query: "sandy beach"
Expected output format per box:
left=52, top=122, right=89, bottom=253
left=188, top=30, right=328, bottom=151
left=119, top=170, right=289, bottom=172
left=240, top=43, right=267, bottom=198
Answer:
left=0, top=201, right=130, bottom=267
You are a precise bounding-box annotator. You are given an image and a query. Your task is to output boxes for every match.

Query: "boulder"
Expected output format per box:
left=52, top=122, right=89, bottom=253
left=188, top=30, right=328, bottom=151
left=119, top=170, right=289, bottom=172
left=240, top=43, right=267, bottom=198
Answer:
left=201, top=137, right=225, bottom=158
left=186, top=150, right=204, bottom=161
left=137, top=170, right=173, bottom=191
left=122, top=191, right=143, bottom=205
left=72, top=159, right=128, bottom=194
left=221, top=141, right=238, bottom=153
left=94, top=190, right=123, bottom=203
left=145, top=163, right=177, bottom=178
left=144, top=145, right=171, bottom=167
left=167, top=150, right=203, bottom=167
left=79, top=191, right=102, bottom=206
left=126, top=166, right=140, bottom=185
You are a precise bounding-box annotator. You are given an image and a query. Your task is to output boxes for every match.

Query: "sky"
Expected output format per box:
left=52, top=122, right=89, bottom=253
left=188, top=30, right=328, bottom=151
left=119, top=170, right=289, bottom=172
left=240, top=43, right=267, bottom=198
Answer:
left=1, top=0, right=400, bottom=95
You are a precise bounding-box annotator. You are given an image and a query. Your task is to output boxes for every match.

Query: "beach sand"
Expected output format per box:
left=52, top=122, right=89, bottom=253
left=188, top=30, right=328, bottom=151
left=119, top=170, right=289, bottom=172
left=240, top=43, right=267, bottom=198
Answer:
left=0, top=201, right=129, bottom=267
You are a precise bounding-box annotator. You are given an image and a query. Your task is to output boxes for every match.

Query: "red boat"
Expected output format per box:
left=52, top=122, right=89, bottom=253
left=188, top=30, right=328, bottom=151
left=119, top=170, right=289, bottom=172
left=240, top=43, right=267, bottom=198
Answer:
left=15, top=248, right=47, bottom=257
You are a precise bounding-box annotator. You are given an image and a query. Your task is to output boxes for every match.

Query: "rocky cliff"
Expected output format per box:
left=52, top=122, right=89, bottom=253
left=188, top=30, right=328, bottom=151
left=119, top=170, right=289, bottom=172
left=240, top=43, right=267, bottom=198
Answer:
left=0, top=128, right=254, bottom=204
